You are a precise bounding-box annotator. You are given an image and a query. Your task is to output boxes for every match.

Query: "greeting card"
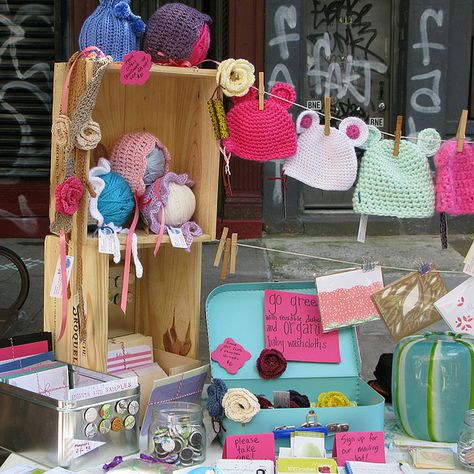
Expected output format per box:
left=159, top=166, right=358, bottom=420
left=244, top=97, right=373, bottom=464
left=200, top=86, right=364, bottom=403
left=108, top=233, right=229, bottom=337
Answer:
left=434, top=277, right=474, bottom=335
left=316, top=267, right=384, bottom=332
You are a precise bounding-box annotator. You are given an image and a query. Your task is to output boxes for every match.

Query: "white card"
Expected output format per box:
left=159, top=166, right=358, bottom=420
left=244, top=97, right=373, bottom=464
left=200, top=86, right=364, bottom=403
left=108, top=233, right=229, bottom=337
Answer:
left=167, top=226, right=188, bottom=248
left=98, top=228, right=117, bottom=255
left=50, top=255, right=74, bottom=298
left=464, top=241, right=474, bottom=276
left=216, top=459, right=275, bottom=474
left=357, top=214, right=368, bottom=243
left=68, top=376, right=138, bottom=402
left=434, top=277, right=474, bottom=335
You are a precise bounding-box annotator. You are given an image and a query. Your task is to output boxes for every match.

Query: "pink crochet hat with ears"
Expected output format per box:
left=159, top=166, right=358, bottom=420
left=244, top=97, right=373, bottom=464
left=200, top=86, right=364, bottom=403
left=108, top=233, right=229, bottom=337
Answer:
left=222, top=83, right=297, bottom=161
left=110, top=132, right=171, bottom=196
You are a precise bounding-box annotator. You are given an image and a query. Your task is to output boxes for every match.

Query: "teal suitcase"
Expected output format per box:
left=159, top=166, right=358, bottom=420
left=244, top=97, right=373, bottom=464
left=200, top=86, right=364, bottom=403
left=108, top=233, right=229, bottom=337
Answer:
left=206, top=281, right=385, bottom=450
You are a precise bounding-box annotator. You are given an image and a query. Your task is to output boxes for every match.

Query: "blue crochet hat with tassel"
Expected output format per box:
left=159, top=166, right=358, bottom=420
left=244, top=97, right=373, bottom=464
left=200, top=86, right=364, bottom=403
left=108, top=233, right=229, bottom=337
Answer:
left=79, top=0, right=145, bottom=62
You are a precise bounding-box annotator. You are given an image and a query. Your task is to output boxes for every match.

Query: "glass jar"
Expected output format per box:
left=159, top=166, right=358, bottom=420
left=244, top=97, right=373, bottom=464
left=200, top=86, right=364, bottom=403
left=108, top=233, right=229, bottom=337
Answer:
left=147, top=402, right=206, bottom=468
left=458, top=410, right=474, bottom=471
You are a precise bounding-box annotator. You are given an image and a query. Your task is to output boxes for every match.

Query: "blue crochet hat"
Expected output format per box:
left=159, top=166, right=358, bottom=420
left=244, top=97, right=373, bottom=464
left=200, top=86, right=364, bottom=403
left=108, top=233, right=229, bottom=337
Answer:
left=79, top=0, right=145, bottom=62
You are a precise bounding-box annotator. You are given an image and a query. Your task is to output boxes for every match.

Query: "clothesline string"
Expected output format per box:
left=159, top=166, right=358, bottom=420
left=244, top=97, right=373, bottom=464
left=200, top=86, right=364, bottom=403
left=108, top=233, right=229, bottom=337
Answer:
left=252, top=85, right=469, bottom=145
left=229, top=241, right=466, bottom=275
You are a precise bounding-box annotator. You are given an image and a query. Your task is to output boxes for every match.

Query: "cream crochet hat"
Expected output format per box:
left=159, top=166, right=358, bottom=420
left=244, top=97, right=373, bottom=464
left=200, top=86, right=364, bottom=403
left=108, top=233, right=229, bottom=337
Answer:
left=283, top=111, right=369, bottom=191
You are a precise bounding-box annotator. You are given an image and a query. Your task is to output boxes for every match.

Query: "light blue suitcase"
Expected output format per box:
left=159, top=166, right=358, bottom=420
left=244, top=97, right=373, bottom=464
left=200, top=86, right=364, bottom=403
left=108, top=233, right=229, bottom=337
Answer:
left=206, top=281, right=385, bottom=450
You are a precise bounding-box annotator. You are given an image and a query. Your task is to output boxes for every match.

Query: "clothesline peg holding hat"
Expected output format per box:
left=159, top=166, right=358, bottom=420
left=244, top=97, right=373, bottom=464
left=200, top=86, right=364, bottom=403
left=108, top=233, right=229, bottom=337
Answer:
left=456, top=109, right=468, bottom=152
left=324, top=96, right=331, bottom=136
left=220, top=238, right=232, bottom=281
left=213, top=227, right=229, bottom=268
left=393, top=115, right=403, bottom=157
left=230, top=233, right=238, bottom=275
left=258, top=72, right=265, bottom=111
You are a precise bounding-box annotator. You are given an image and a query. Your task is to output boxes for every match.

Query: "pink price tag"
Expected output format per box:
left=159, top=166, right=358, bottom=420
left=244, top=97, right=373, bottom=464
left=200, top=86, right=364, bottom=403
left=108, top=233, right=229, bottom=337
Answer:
left=211, top=338, right=251, bottom=375
left=120, top=51, right=152, bottom=85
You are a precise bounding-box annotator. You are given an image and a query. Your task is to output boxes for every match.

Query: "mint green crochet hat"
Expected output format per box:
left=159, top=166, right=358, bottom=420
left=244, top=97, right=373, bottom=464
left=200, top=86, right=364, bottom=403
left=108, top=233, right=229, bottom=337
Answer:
left=353, top=127, right=441, bottom=218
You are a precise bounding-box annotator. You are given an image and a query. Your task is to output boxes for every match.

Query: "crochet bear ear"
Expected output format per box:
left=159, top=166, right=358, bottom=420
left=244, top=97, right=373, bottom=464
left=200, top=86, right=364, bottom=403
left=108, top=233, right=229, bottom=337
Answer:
left=296, top=110, right=320, bottom=134
left=231, top=87, right=258, bottom=105
left=269, top=83, right=296, bottom=110
left=417, top=128, right=441, bottom=156
left=339, top=117, right=369, bottom=147
left=358, top=125, right=382, bottom=150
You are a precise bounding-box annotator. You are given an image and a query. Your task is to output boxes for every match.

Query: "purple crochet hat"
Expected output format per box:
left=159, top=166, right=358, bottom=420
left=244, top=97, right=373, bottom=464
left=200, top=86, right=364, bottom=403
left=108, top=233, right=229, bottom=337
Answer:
left=143, top=3, right=211, bottom=65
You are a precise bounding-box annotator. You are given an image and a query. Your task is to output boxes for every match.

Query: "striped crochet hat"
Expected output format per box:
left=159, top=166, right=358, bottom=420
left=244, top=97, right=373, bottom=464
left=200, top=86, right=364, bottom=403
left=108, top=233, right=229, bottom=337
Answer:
left=353, top=127, right=441, bottom=218
left=79, top=0, right=145, bottom=62
left=223, top=83, right=297, bottom=162
left=434, top=140, right=474, bottom=215
left=110, top=132, right=171, bottom=196
left=143, top=3, right=211, bottom=65
left=284, top=111, right=368, bottom=191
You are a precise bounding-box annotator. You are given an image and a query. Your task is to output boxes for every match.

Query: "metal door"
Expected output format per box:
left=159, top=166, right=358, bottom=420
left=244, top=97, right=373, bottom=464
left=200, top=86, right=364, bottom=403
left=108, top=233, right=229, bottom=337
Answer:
left=302, top=0, right=392, bottom=209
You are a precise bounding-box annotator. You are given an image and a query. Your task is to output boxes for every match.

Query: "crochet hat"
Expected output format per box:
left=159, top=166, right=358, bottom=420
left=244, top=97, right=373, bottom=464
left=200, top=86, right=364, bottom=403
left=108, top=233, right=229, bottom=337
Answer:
left=284, top=111, right=368, bottom=191
left=110, top=132, right=171, bottom=197
left=434, top=140, right=474, bottom=215
left=143, top=3, right=211, bottom=65
left=223, top=83, right=297, bottom=162
left=353, top=127, right=441, bottom=218
left=79, top=0, right=145, bottom=62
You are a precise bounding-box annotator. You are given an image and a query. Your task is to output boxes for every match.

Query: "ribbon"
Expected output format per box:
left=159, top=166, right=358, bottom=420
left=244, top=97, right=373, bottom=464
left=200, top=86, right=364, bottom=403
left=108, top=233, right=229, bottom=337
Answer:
left=103, top=456, right=123, bottom=471
left=152, top=178, right=165, bottom=257
left=139, top=453, right=171, bottom=464
left=57, top=228, right=68, bottom=342
left=120, top=193, right=140, bottom=313
left=268, top=169, right=288, bottom=191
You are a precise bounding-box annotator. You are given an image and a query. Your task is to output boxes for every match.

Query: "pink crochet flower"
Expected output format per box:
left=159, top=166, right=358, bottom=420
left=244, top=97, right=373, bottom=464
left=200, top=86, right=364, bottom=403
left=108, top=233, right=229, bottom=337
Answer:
left=55, top=176, right=84, bottom=216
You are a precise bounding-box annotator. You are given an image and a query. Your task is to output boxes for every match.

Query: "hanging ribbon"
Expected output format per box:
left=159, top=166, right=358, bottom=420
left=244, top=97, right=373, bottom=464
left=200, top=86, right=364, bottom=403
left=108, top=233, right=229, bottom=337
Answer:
left=120, top=193, right=140, bottom=314
left=152, top=178, right=165, bottom=257
left=440, top=212, right=448, bottom=249
left=57, top=229, right=68, bottom=342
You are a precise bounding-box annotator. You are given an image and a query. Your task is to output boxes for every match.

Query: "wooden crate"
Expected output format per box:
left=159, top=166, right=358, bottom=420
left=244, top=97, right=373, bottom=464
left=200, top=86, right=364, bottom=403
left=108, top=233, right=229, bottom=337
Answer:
left=44, top=62, right=219, bottom=372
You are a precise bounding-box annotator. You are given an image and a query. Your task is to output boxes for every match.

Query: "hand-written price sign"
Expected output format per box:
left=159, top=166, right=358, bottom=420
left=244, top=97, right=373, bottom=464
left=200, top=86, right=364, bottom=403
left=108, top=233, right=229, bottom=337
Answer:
left=120, top=50, right=152, bottom=86
left=211, top=337, right=251, bottom=374
left=223, top=433, right=276, bottom=462
left=264, top=290, right=340, bottom=362
left=332, top=432, right=386, bottom=466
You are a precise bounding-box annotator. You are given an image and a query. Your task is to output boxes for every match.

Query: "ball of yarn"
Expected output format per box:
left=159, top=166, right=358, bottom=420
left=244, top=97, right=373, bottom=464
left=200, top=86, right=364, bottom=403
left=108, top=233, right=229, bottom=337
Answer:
left=207, top=378, right=227, bottom=421
left=289, top=390, right=310, bottom=408
left=98, top=171, right=134, bottom=227
left=143, top=147, right=166, bottom=186
left=164, top=182, right=196, bottom=227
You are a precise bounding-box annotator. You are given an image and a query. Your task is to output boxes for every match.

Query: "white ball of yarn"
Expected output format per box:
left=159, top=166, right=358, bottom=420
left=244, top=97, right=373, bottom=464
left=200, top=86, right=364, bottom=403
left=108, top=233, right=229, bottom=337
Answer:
left=164, top=182, right=196, bottom=227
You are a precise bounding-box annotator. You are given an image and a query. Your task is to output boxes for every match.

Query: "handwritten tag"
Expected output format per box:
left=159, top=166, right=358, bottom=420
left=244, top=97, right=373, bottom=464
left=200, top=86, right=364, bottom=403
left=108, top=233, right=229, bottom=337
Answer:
left=463, top=240, right=474, bottom=276
left=50, top=255, right=74, bottom=298
left=98, top=228, right=117, bottom=255
left=264, top=290, right=340, bottom=363
left=211, top=338, right=251, bottom=375
left=167, top=226, right=188, bottom=249
left=357, top=214, right=368, bottom=243
left=120, top=50, right=152, bottom=85
left=223, top=433, right=276, bottom=462
left=72, top=439, right=106, bottom=459
left=332, top=431, right=385, bottom=466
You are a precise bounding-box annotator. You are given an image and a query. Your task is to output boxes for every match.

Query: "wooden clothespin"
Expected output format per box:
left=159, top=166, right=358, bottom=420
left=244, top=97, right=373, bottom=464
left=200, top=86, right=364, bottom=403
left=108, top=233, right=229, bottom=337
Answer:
left=393, top=115, right=403, bottom=157
left=258, top=72, right=265, bottom=111
left=324, top=96, right=331, bottom=136
left=230, top=233, right=238, bottom=275
left=220, top=238, right=231, bottom=280
left=213, top=227, right=229, bottom=268
left=456, top=109, right=468, bottom=152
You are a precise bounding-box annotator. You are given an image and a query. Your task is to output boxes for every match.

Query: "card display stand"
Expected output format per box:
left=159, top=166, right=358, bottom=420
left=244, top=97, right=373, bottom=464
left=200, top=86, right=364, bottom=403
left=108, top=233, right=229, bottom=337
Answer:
left=43, top=61, right=220, bottom=373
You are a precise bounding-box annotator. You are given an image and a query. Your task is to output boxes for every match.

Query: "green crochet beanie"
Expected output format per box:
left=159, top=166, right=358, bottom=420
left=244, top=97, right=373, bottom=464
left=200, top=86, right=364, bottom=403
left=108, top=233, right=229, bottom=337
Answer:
left=353, top=127, right=441, bottom=218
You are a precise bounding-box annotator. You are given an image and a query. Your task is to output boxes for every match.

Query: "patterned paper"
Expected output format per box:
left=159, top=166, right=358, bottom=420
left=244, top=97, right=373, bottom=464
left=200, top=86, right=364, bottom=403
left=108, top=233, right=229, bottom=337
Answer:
left=434, top=277, right=474, bottom=335
left=316, top=267, right=384, bottom=332
left=371, top=266, right=447, bottom=341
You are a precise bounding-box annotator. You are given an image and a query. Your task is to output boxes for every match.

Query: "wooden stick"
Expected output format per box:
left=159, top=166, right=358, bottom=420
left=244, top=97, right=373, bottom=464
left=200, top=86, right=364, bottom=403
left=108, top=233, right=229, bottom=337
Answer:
left=213, top=227, right=229, bottom=267
left=457, top=109, right=468, bottom=152
left=230, top=233, right=238, bottom=274
left=393, top=115, right=403, bottom=157
left=324, top=96, right=331, bottom=136
left=258, top=72, right=265, bottom=111
left=220, top=238, right=231, bottom=280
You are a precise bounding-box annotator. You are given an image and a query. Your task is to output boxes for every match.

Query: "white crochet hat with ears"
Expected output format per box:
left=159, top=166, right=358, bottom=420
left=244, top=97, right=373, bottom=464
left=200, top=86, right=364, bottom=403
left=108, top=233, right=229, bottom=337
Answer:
left=283, top=111, right=369, bottom=191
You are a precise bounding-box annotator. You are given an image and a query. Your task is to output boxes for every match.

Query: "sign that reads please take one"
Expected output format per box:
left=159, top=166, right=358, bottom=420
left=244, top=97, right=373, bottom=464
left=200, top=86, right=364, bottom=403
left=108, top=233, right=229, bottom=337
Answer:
left=264, top=289, right=340, bottom=363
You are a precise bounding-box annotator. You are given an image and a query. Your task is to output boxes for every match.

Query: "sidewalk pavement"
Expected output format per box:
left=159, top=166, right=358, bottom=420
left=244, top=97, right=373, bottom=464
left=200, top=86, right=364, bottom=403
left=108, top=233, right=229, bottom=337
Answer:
left=0, top=234, right=470, bottom=382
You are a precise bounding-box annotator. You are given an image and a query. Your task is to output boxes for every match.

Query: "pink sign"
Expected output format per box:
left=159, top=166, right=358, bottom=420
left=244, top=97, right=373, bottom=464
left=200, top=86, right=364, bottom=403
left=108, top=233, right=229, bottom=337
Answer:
left=120, top=51, right=152, bottom=85
left=332, top=432, right=386, bottom=466
left=264, top=290, right=340, bottom=363
left=211, top=338, right=251, bottom=374
left=223, top=433, right=275, bottom=462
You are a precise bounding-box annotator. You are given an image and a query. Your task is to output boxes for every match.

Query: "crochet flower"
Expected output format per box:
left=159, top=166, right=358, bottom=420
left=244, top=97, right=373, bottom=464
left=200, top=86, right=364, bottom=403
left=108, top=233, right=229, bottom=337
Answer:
left=55, top=176, right=84, bottom=216
left=222, top=388, right=260, bottom=424
left=207, top=378, right=227, bottom=421
left=216, top=58, right=255, bottom=97
left=316, top=391, right=350, bottom=408
left=256, top=348, right=287, bottom=379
